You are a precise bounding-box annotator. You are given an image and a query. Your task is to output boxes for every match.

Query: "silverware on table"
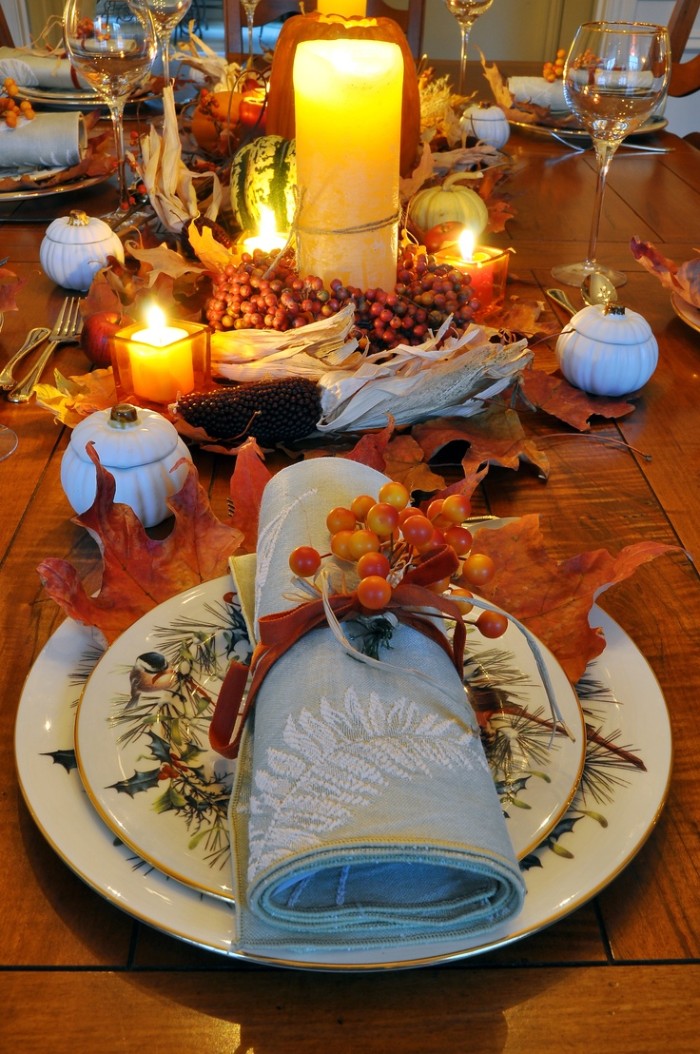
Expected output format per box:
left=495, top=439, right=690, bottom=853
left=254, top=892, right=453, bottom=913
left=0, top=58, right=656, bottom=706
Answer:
left=0, top=326, right=52, bottom=389
left=7, top=298, right=83, bottom=403
left=545, top=288, right=578, bottom=317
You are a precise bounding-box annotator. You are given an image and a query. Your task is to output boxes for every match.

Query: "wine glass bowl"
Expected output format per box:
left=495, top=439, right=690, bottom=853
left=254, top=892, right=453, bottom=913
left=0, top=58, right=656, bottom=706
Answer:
left=443, top=0, right=495, bottom=97
left=141, top=0, right=192, bottom=85
left=63, top=0, right=157, bottom=214
left=551, top=21, right=670, bottom=288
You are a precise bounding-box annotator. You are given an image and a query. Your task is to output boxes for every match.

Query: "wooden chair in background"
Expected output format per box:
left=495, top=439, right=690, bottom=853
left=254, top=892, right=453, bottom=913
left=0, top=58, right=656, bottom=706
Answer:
left=0, top=6, right=16, bottom=47
left=223, top=0, right=425, bottom=61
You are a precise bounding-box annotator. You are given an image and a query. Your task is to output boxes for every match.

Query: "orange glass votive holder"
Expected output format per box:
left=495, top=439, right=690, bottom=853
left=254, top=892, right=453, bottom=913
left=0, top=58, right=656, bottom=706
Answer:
left=437, top=246, right=511, bottom=323
left=112, top=319, right=210, bottom=406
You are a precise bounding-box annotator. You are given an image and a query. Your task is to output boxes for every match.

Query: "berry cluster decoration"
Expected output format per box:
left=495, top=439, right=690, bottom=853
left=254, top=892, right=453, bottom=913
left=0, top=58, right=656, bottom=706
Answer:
left=288, top=481, right=508, bottom=640
left=1, top=78, right=35, bottom=127
left=205, top=243, right=479, bottom=355
left=542, top=48, right=567, bottom=82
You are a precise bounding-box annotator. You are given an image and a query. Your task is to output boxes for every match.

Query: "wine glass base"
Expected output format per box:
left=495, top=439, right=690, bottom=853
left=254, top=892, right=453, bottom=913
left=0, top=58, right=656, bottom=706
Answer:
left=550, top=261, right=628, bottom=289
left=0, top=425, right=19, bottom=461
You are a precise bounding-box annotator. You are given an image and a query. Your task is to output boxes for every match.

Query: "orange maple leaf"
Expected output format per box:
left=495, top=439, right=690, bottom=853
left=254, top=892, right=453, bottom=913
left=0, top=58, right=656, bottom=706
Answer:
left=37, top=444, right=243, bottom=643
left=467, top=514, right=680, bottom=683
left=413, top=406, right=550, bottom=479
left=228, top=437, right=272, bottom=553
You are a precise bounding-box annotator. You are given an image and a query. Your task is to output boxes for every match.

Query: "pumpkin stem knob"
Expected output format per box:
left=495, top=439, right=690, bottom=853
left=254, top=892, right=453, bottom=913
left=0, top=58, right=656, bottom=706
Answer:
left=110, top=403, right=139, bottom=427
left=605, top=304, right=626, bottom=316
left=67, top=210, right=90, bottom=227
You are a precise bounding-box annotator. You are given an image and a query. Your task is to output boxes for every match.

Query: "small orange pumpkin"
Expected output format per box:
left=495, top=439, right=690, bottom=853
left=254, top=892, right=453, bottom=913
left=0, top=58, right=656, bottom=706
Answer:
left=191, top=87, right=267, bottom=157
left=265, top=12, right=421, bottom=178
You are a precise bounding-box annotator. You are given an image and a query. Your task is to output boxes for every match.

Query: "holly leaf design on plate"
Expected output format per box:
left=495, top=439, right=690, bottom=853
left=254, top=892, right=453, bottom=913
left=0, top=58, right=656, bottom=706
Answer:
left=37, top=444, right=243, bottom=644
left=108, top=768, right=162, bottom=796
left=468, top=514, right=681, bottom=683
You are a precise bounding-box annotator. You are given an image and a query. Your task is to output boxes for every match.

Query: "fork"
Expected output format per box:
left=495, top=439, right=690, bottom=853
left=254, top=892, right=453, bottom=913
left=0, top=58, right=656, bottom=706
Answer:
left=0, top=327, right=52, bottom=389
left=8, top=298, right=84, bottom=404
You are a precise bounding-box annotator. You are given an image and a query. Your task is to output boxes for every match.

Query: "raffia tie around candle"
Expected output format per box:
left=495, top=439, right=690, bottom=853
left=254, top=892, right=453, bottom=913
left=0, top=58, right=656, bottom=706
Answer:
left=292, top=38, right=403, bottom=291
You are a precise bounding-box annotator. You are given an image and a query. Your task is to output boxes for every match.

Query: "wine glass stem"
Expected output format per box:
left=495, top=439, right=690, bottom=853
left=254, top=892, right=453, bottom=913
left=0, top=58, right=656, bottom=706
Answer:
left=584, top=140, right=617, bottom=272
left=161, top=32, right=171, bottom=83
left=458, top=22, right=475, bottom=96
left=246, top=12, right=254, bottom=58
left=108, top=99, right=129, bottom=211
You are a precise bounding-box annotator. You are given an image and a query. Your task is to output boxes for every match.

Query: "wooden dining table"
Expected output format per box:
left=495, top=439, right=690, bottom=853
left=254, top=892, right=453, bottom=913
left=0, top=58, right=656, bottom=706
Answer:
left=1, top=81, right=699, bottom=1051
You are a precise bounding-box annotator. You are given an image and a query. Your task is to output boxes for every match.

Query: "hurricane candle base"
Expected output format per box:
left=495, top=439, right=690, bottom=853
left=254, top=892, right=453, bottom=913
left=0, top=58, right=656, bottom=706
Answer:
left=112, top=320, right=210, bottom=407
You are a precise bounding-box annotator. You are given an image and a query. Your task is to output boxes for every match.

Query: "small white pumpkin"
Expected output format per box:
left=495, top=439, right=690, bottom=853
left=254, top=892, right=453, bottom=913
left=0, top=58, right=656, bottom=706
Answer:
left=555, top=303, right=658, bottom=397
left=408, top=172, right=489, bottom=237
left=40, top=210, right=124, bottom=292
left=61, top=403, right=193, bottom=528
left=461, top=104, right=511, bottom=149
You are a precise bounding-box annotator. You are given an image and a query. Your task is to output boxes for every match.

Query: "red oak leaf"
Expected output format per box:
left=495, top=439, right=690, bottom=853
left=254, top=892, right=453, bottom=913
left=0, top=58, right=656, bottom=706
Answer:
left=343, top=418, right=396, bottom=471
left=468, top=514, right=680, bottom=683
left=383, top=433, right=446, bottom=493
left=37, top=444, right=243, bottom=643
left=518, top=365, right=636, bottom=430
left=413, top=405, right=550, bottom=478
left=228, top=437, right=272, bottom=553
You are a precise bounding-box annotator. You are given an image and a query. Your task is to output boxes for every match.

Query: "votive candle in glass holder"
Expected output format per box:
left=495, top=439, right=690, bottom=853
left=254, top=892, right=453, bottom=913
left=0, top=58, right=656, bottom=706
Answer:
left=436, top=230, right=511, bottom=322
left=112, top=306, right=210, bottom=406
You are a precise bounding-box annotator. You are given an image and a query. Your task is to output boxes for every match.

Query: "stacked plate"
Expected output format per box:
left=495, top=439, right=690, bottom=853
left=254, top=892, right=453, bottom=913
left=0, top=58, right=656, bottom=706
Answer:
left=14, top=527, right=672, bottom=969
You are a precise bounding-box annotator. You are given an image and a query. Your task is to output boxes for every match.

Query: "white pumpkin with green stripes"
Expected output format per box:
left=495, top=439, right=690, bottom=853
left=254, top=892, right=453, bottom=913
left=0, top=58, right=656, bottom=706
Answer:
left=230, top=134, right=297, bottom=233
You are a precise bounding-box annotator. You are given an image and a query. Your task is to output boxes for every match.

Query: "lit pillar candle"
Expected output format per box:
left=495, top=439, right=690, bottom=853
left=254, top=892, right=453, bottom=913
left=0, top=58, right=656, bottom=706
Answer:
left=293, top=39, right=403, bottom=291
left=317, top=0, right=367, bottom=15
left=128, top=306, right=195, bottom=404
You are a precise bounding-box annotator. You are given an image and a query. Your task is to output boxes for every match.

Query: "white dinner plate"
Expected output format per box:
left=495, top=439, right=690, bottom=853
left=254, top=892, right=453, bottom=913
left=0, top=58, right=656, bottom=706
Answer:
left=509, top=114, right=667, bottom=142
left=15, top=582, right=671, bottom=968
left=73, top=576, right=586, bottom=900
left=17, top=85, right=160, bottom=112
left=671, top=292, right=700, bottom=335
left=0, top=172, right=111, bottom=201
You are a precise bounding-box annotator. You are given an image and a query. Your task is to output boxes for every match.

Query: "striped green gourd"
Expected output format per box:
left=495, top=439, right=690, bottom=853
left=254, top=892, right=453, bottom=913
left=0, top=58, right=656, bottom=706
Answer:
left=230, top=134, right=297, bottom=233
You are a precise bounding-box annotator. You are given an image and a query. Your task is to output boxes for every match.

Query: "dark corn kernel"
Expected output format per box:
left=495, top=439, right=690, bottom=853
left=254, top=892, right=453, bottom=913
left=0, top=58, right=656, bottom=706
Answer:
left=176, top=377, right=321, bottom=447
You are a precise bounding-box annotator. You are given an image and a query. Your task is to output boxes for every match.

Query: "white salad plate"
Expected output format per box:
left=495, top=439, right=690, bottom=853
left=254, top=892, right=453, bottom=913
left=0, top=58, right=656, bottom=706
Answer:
left=72, top=576, right=586, bottom=900
left=15, top=583, right=671, bottom=969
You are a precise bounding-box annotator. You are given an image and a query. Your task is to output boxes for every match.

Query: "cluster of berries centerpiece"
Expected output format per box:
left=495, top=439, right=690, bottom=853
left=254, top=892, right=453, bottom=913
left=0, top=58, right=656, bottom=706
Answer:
left=289, top=481, right=508, bottom=640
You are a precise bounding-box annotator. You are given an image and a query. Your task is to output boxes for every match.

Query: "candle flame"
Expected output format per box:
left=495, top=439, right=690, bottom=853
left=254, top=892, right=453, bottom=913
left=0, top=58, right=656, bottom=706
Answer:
left=458, top=228, right=476, bottom=263
left=258, top=207, right=277, bottom=238
left=145, top=304, right=166, bottom=331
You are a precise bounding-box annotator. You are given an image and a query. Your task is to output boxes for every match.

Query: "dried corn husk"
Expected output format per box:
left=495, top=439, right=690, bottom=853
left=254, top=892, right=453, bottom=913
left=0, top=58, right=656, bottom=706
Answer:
left=173, top=27, right=246, bottom=91
left=211, top=303, right=361, bottom=381
left=317, top=322, right=531, bottom=432
left=132, top=85, right=221, bottom=232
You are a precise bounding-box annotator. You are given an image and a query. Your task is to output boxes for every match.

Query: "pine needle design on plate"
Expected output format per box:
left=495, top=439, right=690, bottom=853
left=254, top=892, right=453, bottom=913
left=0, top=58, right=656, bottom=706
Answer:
left=520, top=669, right=646, bottom=870
left=103, top=593, right=252, bottom=872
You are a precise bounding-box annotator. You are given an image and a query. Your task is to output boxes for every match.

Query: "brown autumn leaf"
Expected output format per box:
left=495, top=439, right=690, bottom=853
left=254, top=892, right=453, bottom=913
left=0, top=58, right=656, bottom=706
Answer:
left=467, top=514, right=680, bottom=683
left=342, top=418, right=396, bottom=471
left=413, top=404, right=550, bottom=478
left=228, top=437, right=272, bottom=553
left=37, top=444, right=243, bottom=643
left=383, top=433, right=446, bottom=493
left=35, top=368, right=118, bottom=427
left=518, top=365, right=637, bottom=430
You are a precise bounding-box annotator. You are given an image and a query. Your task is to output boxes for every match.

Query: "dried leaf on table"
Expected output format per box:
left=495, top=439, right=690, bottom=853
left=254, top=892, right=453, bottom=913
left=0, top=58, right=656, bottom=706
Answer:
left=630, top=236, right=700, bottom=308
left=413, top=404, right=550, bottom=479
left=383, top=433, right=447, bottom=494
left=497, top=296, right=549, bottom=338
left=0, top=265, right=24, bottom=312
left=132, top=84, right=222, bottom=233
left=342, top=419, right=396, bottom=473
left=37, top=445, right=243, bottom=643
left=124, top=240, right=207, bottom=288
left=34, top=368, right=117, bottom=427
left=468, top=514, right=682, bottom=683
left=517, top=365, right=637, bottom=431
left=227, top=437, right=272, bottom=553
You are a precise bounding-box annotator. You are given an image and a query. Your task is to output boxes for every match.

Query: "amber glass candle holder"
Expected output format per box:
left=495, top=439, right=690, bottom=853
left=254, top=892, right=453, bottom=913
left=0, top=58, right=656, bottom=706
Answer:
left=112, top=319, right=210, bottom=406
left=437, top=246, right=511, bottom=323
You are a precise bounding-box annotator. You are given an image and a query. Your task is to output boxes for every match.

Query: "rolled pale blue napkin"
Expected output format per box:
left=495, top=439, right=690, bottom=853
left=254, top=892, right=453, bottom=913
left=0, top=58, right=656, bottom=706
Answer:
left=228, top=458, right=525, bottom=954
left=0, top=47, right=85, bottom=90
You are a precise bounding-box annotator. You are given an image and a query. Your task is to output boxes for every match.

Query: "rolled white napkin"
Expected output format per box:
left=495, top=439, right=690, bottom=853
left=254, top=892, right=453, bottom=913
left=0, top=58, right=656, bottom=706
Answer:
left=219, top=458, right=526, bottom=955
left=0, top=46, right=86, bottom=91
left=508, top=76, right=567, bottom=111
left=0, top=112, right=87, bottom=173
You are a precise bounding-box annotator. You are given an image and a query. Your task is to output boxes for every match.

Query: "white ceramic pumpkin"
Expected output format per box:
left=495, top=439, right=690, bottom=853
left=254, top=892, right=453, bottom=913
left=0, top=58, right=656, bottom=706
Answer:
left=461, top=104, right=511, bottom=149
left=40, top=210, right=124, bottom=292
left=408, top=173, right=488, bottom=237
left=555, top=303, right=658, bottom=397
left=61, top=403, right=192, bottom=528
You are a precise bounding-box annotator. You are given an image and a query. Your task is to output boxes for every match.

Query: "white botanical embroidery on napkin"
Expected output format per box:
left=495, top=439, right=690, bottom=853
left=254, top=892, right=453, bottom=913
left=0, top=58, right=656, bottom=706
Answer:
left=254, top=486, right=318, bottom=622
left=247, top=686, right=483, bottom=877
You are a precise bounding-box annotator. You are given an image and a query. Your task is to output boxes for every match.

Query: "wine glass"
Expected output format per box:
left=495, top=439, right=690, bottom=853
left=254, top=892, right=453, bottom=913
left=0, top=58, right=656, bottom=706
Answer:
left=241, top=0, right=261, bottom=60
left=443, top=0, right=495, bottom=96
left=141, top=0, right=192, bottom=85
left=551, top=21, right=670, bottom=289
left=0, top=424, right=18, bottom=460
left=63, top=0, right=158, bottom=215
